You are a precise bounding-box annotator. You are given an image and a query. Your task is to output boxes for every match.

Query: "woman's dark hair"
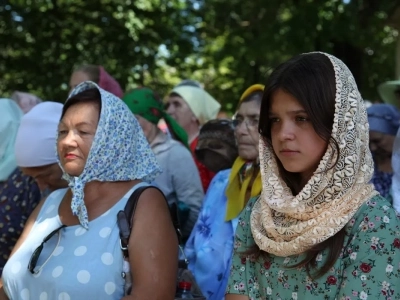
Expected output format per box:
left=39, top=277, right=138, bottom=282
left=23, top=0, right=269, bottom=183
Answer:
left=247, top=53, right=344, bottom=279
left=74, top=65, right=100, bottom=83
left=61, top=88, right=102, bottom=120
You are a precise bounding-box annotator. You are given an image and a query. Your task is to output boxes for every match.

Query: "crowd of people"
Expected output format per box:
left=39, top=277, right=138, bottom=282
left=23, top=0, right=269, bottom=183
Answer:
left=0, top=53, right=400, bottom=300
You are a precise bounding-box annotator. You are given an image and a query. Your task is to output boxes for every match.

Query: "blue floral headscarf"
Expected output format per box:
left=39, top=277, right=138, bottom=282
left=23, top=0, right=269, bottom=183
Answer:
left=57, top=81, right=161, bottom=229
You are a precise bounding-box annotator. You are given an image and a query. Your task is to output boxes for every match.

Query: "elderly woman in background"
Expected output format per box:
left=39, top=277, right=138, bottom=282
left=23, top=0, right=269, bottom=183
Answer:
left=15, top=102, right=67, bottom=197
left=69, top=64, right=123, bottom=98
left=367, top=103, right=400, bottom=199
left=0, top=99, right=41, bottom=276
left=1, top=82, right=177, bottom=300
left=123, top=87, right=204, bottom=240
left=184, top=84, right=263, bottom=300
left=166, top=85, right=221, bottom=192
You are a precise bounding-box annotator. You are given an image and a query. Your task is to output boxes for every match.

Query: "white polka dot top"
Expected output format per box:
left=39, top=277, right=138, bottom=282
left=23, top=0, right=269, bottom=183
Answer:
left=2, top=182, right=148, bottom=300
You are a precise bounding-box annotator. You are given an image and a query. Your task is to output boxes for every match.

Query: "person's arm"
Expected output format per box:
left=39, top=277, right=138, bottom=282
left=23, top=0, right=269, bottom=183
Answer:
left=0, top=286, right=9, bottom=300
left=124, top=187, right=178, bottom=300
left=336, top=200, right=400, bottom=299
left=169, top=146, right=204, bottom=239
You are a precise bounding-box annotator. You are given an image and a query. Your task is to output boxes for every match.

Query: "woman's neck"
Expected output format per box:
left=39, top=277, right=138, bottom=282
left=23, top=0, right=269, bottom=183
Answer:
left=185, top=122, right=200, bottom=145
left=147, top=126, right=161, bottom=145
left=83, top=181, right=138, bottom=205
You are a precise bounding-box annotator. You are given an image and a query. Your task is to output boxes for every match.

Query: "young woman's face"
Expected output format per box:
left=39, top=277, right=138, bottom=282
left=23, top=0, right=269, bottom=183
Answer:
left=269, top=89, right=328, bottom=183
left=57, top=102, right=99, bottom=177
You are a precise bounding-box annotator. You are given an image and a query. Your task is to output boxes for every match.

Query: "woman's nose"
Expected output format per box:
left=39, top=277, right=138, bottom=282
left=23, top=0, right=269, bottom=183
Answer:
left=277, top=122, right=295, bottom=141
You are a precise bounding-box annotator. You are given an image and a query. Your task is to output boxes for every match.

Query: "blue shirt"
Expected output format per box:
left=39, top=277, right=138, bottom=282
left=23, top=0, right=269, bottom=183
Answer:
left=184, top=169, right=238, bottom=300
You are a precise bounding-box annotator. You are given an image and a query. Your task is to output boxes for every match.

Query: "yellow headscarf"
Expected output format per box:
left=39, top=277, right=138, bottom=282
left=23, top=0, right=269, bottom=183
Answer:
left=225, top=84, right=264, bottom=221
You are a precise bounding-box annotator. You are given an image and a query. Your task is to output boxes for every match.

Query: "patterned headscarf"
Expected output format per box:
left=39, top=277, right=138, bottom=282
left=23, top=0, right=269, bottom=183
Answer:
left=123, top=87, right=189, bottom=148
left=251, top=53, right=378, bottom=256
left=58, top=81, right=161, bottom=229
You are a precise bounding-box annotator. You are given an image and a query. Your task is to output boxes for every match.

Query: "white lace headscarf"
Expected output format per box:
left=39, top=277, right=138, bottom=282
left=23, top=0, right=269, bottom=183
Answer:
left=250, top=52, right=378, bottom=257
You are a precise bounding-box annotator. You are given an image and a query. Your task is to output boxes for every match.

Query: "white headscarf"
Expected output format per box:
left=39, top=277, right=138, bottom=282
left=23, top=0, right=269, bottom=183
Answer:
left=15, top=101, right=63, bottom=167
left=0, top=99, right=23, bottom=181
left=171, top=86, right=221, bottom=125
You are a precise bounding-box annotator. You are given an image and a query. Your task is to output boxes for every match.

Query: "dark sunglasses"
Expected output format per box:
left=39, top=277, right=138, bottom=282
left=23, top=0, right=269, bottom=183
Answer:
left=28, top=225, right=66, bottom=274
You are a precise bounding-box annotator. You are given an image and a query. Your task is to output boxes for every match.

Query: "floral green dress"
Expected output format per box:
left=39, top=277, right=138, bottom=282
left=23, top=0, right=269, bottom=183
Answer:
left=226, top=195, right=400, bottom=300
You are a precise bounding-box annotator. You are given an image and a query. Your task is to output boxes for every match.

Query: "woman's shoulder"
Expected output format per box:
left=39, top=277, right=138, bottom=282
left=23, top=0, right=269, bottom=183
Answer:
left=38, top=188, right=68, bottom=214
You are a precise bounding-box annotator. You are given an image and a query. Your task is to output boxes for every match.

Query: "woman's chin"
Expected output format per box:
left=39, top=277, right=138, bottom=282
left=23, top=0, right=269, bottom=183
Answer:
left=64, top=168, right=83, bottom=177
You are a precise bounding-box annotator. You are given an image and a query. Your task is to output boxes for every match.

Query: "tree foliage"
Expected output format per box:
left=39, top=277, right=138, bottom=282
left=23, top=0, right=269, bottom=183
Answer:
left=0, top=0, right=398, bottom=111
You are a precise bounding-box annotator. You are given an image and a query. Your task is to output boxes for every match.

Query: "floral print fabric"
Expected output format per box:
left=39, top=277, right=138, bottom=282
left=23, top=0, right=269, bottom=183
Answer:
left=185, top=169, right=237, bottom=300
left=227, top=195, right=400, bottom=300
left=0, top=168, right=41, bottom=275
left=58, top=81, right=161, bottom=229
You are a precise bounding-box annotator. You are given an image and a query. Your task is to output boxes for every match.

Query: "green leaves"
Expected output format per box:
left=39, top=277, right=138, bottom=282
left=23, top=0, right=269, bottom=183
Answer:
left=0, top=0, right=398, bottom=109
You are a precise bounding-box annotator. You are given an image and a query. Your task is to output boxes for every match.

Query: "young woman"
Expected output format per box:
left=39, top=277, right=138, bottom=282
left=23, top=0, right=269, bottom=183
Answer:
left=226, top=53, right=400, bottom=299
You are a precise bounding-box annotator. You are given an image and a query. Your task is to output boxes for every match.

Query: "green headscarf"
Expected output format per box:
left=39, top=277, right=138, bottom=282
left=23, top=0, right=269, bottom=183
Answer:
left=123, top=88, right=189, bottom=148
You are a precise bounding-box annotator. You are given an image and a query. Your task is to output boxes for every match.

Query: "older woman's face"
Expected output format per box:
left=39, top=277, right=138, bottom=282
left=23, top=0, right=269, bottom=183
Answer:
left=234, top=100, right=261, bottom=161
left=166, top=95, right=197, bottom=131
left=57, top=102, right=99, bottom=176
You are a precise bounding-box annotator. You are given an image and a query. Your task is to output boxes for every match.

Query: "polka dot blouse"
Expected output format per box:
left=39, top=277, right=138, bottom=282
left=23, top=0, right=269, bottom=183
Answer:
left=2, top=183, right=148, bottom=299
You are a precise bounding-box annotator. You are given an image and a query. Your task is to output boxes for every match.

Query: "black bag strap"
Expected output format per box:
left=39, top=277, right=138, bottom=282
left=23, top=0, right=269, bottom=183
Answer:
left=117, top=185, right=183, bottom=258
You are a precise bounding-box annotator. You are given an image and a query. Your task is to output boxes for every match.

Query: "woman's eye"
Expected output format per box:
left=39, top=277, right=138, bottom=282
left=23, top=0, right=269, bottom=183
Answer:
left=269, top=117, right=279, bottom=123
left=58, top=130, right=67, bottom=135
left=79, top=131, right=89, bottom=135
left=296, top=116, right=308, bottom=122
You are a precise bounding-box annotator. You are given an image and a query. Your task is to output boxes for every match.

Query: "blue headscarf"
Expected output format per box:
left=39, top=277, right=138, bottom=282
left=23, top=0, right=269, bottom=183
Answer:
left=0, top=99, right=23, bottom=181
left=58, top=81, right=161, bottom=229
left=367, top=103, right=400, bottom=136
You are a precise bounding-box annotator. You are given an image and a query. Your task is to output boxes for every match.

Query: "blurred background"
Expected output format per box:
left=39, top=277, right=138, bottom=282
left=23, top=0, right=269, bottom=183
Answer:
left=0, top=0, right=399, bottom=113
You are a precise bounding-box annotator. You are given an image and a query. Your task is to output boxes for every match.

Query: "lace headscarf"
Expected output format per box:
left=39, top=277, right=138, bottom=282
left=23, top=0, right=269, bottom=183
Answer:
left=250, top=53, right=378, bottom=257
left=58, top=81, right=161, bottom=229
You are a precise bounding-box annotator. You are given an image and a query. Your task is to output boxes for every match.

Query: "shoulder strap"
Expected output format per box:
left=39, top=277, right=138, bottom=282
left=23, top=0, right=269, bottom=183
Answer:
left=117, top=185, right=183, bottom=258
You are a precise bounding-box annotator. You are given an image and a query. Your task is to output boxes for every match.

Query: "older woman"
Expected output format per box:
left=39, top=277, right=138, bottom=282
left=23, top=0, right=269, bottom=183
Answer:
left=123, top=87, right=204, bottom=240
left=0, top=99, right=41, bottom=276
left=184, top=84, right=263, bottom=300
left=1, top=82, right=178, bottom=299
left=166, top=85, right=221, bottom=192
left=367, top=103, right=400, bottom=199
